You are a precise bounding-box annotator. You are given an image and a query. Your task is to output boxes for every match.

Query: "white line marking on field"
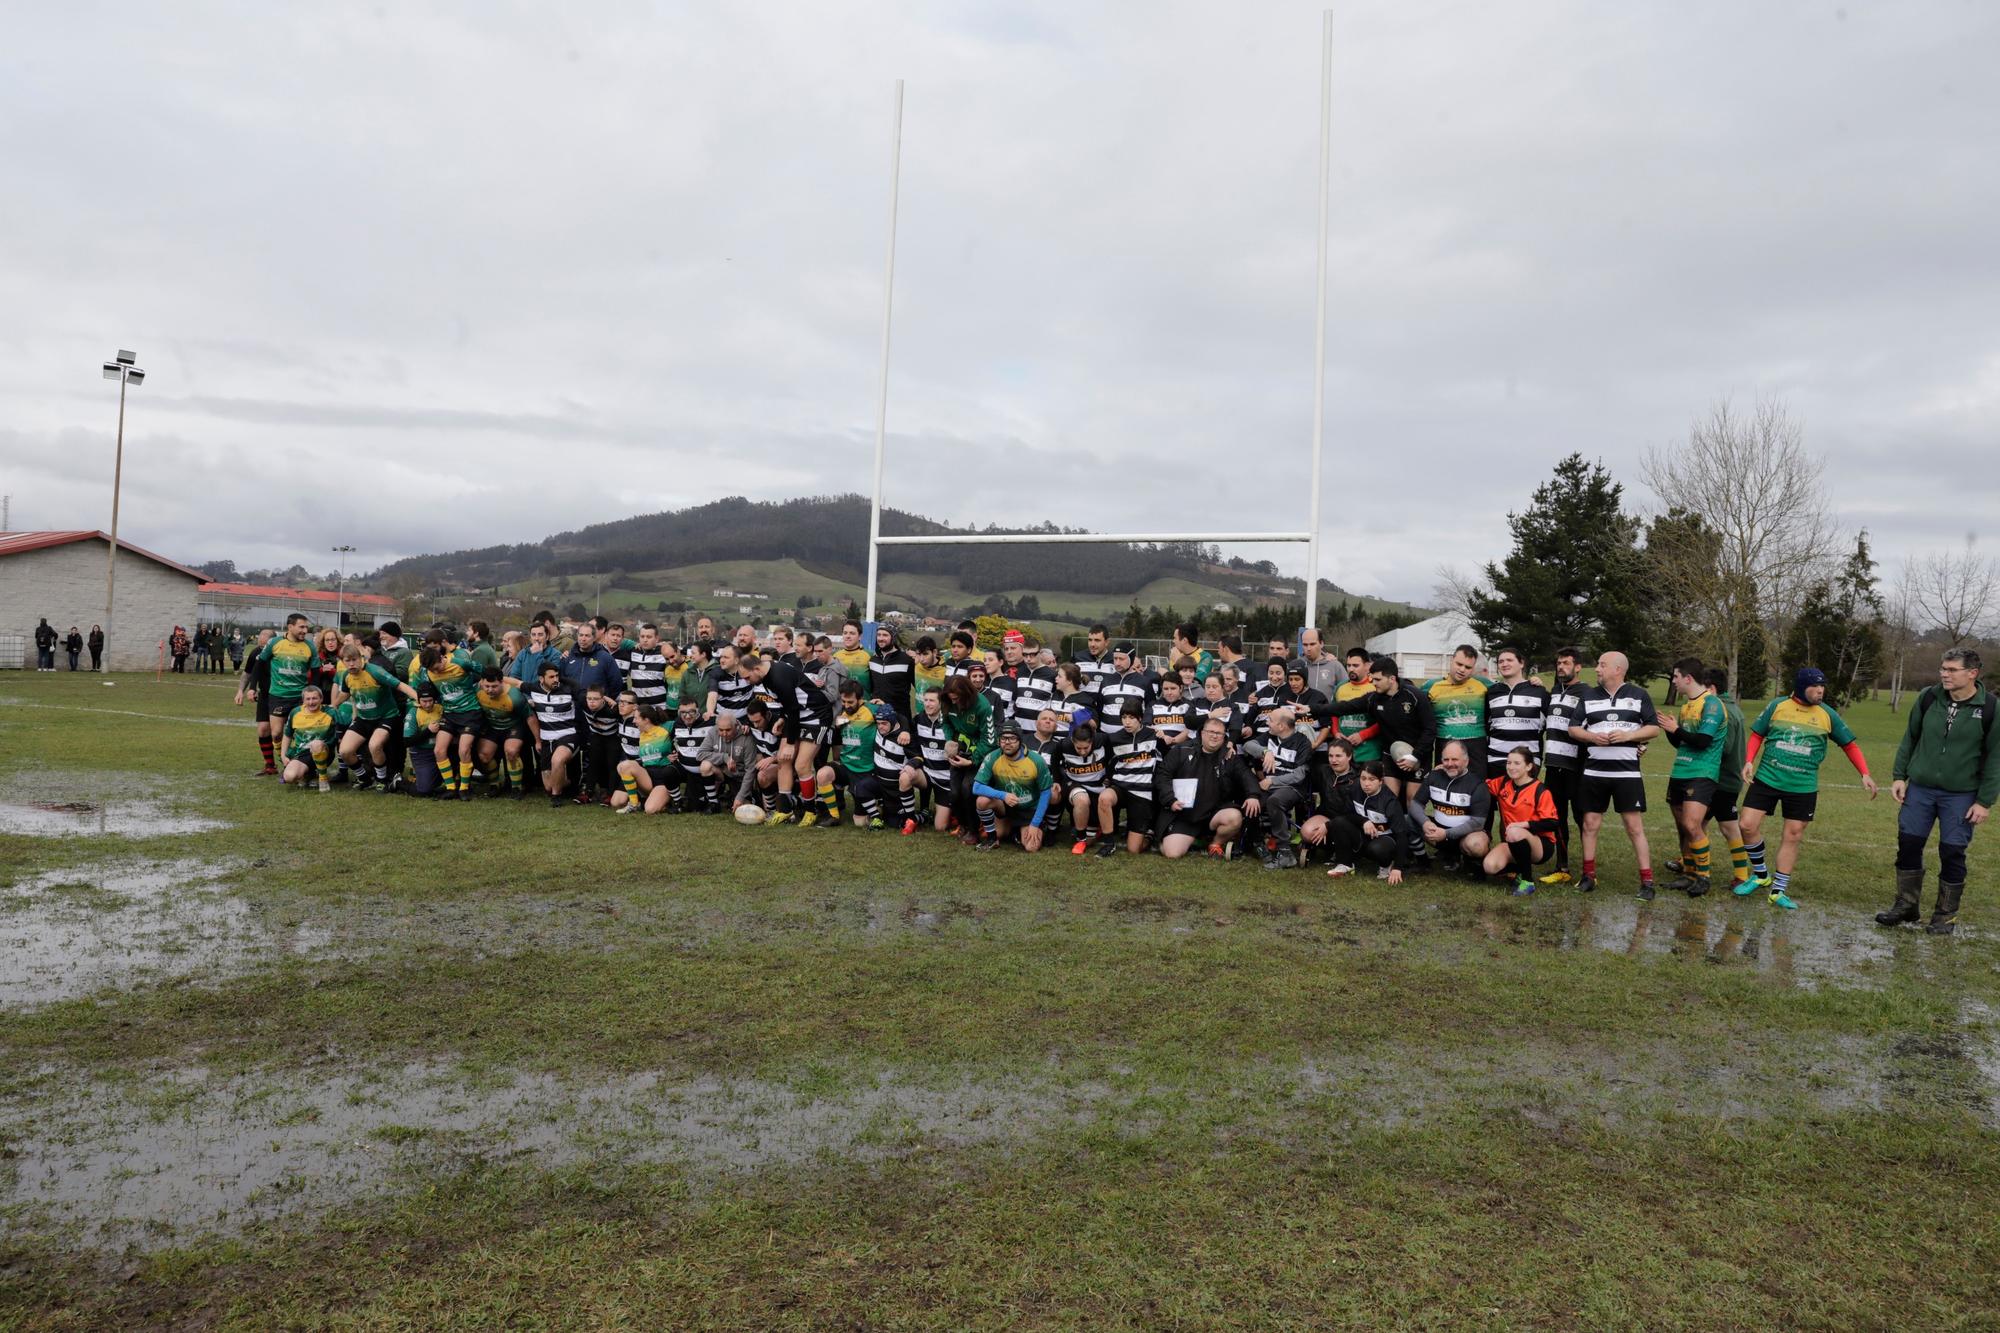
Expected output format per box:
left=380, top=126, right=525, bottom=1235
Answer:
left=0, top=700, right=253, bottom=728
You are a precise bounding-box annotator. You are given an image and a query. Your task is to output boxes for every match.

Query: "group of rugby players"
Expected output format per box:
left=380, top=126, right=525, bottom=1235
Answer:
left=236, top=608, right=1875, bottom=905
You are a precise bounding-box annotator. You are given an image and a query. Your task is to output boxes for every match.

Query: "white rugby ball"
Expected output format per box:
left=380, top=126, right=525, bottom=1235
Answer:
left=1389, top=740, right=1415, bottom=763
left=734, top=804, right=768, bottom=825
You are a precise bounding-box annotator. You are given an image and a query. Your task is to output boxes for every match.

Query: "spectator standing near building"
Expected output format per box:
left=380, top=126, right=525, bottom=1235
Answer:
left=34, top=618, right=57, bottom=671
left=88, top=624, right=104, bottom=671
left=1883, top=649, right=1998, bottom=936
left=62, top=626, right=82, bottom=670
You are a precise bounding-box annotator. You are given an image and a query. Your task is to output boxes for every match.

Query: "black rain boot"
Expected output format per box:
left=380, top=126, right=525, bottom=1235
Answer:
left=1926, top=880, right=1963, bottom=936
left=1875, top=868, right=1924, bottom=927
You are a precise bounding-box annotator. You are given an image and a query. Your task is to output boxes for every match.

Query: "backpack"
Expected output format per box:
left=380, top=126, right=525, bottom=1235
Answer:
left=1915, top=686, right=1996, bottom=741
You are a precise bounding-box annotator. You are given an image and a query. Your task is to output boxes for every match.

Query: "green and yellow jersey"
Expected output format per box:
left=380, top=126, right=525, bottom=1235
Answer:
left=258, top=636, right=315, bottom=700
left=837, top=703, right=876, bottom=774
left=661, top=662, right=688, bottom=710
left=338, top=663, right=407, bottom=723
left=913, top=660, right=947, bottom=709
left=476, top=685, right=530, bottom=733
left=1717, top=692, right=1748, bottom=794
left=1335, top=678, right=1380, bottom=761
left=413, top=648, right=483, bottom=716
left=404, top=700, right=443, bottom=741
left=1748, top=697, right=1858, bottom=793
left=284, top=707, right=335, bottom=759
left=1421, top=674, right=1494, bottom=743
left=1668, top=689, right=1728, bottom=782
left=636, top=723, right=673, bottom=767
left=833, top=647, right=873, bottom=693
left=974, top=747, right=1052, bottom=801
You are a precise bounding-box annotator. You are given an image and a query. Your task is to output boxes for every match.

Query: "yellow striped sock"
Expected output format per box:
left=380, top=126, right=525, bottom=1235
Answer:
left=1689, top=838, right=1710, bottom=874
left=622, top=772, right=640, bottom=802
left=505, top=756, right=523, bottom=788
left=1730, top=838, right=1750, bottom=882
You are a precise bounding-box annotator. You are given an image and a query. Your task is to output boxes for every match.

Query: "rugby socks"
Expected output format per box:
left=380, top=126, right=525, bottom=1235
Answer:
left=821, top=789, right=842, bottom=821
left=1510, top=839, right=1535, bottom=879
left=1687, top=837, right=1710, bottom=879
left=504, top=755, right=524, bottom=791
left=258, top=736, right=276, bottom=769
left=375, top=764, right=390, bottom=784
left=1729, top=837, right=1750, bottom=882
left=1638, top=867, right=1655, bottom=889
left=1745, top=840, right=1768, bottom=880
left=441, top=758, right=459, bottom=794
left=1582, top=858, right=1597, bottom=880
left=799, top=776, right=817, bottom=803
left=621, top=771, right=641, bottom=804
left=312, top=748, right=332, bottom=781
left=1771, top=870, right=1791, bottom=896
left=978, top=807, right=998, bottom=836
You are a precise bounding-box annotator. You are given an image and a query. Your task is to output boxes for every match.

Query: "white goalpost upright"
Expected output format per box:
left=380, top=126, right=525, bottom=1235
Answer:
left=863, top=12, right=1335, bottom=628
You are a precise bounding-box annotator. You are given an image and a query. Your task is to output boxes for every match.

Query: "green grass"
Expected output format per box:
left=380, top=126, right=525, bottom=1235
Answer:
left=1, top=674, right=1996, bottom=1329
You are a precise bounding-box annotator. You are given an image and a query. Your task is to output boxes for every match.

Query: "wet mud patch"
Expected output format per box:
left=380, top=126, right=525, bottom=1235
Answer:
left=0, top=858, right=331, bottom=1008
left=0, top=798, right=226, bottom=839
left=0, top=1063, right=1112, bottom=1248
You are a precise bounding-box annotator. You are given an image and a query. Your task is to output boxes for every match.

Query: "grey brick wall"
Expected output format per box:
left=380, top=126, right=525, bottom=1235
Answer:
left=0, top=540, right=201, bottom=671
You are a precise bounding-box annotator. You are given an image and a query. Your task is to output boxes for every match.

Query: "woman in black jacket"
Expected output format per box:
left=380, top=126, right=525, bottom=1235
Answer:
left=64, top=627, right=83, bottom=670
left=87, top=624, right=104, bottom=671
left=1326, top=761, right=1414, bottom=883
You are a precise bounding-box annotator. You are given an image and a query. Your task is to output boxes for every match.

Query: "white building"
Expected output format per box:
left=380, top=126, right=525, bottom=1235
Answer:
left=197, top=582, right=403, bottom=630
left=1365, top=613, right=1485, bottom=683
left=0, top=530, right=206, bottom=671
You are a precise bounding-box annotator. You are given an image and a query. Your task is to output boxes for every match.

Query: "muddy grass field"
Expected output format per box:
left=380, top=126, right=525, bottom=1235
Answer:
left=1, top=673, right=1996, bottom=1330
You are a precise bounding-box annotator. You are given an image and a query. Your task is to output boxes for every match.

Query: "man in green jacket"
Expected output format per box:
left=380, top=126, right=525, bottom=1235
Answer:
left=1882, top=648, right=2000, bottom=935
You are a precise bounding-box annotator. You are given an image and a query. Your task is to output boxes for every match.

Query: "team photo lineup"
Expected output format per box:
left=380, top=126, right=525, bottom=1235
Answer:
left=237, top=605, right=1995, bottom=928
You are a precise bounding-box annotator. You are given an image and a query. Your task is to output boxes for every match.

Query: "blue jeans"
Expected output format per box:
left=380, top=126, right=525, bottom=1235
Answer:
left=1899, top=785, right=1979, bottom=850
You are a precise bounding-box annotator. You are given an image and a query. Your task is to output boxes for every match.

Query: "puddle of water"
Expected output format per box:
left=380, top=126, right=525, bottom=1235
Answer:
left=0, top=1063, right=1108, bottom=1246
left=0, top=858, right=330, bottom=1007
left=0, top=799, right=226, bottom=839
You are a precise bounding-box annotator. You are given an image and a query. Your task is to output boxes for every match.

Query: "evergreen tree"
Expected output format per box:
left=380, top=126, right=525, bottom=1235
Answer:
left=1467, top=454, right=1657, bottom=671
left=1779, top=530, right=1885, bottom=707
left=1736, top=620, right=1772, bottom=700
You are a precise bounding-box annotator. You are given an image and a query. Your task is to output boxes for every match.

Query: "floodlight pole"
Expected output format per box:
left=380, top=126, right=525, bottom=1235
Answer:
left=101, top=349, right=143, bottom=668
left=1304, top=9, right=1333, bottom=632
left=864, top=80, right=904, bottom=624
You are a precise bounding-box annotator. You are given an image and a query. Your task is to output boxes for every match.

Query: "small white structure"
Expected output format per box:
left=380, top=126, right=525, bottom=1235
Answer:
left=1366, top=613, right=1485, bottom=683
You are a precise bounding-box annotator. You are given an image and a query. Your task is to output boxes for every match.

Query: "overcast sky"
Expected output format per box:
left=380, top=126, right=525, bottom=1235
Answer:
left=4, top=1, right=1996, bottom=602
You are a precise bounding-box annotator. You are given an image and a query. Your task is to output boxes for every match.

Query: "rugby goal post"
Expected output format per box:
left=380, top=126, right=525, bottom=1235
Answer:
left=863, top=12, right=1335, bottom=630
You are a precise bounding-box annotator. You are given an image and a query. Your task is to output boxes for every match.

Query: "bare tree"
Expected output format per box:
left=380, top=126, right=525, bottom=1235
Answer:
left=1431, top=563, right=1484, bottom=626
left=1641, top=396, right=1839, bottom=691
left=1903, top=536, right=1998, bottom=649
left=1882, top=568, right=1920, bottom=711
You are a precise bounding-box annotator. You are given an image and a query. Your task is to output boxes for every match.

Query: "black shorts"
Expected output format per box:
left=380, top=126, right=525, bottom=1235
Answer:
left=438, top=713, right=479, bottom=738
left=535, top=739, right=576, bottom=767
left=1666, top=777, right=1718, bottom=811
left=481, top=721, right=528, bottom=744
left=1579, top=775, right=1647, bottom=815
left=793, top=724, right=835, bottom=751
left=1163, top=815, right=1211, bottom=842
left=346, top=716, right=398, bottom=741
left=1742, top=780, right=1816, bottom=823
left=1711, top=785, right=1740, bottom=823
left=265, top=695, right=300, bottom=728
left=642, top=764, right=675, bottom=788
left=1113, top=791, right=1155, bottom=834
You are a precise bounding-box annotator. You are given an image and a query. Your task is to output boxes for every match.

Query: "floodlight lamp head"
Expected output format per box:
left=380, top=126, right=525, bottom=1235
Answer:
left=103, top=364, right=122, bottom=380
left=125, top=368, right=145, bottom=385
left=116, top=350, right=136, bottom=365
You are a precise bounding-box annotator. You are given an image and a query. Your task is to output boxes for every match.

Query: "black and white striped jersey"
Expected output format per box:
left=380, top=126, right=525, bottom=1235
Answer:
left=672, top=717, right=713, bottom=772
left=914, top=716, right=954, bottom=783
left=1057, top=737, right=1110, bottom=793
left=1484, top=679, right=1551, bottom=769
left=1011, top=668, right=1058, bottom=734
left=1574, top=684, right=1658, bottom=780
left=1543, top=681, right=1587, bottom=770
left=872, top=726, right=912, bottom=782
left=626, top=648, right=668, bottom=709
left=713, top=670, right=758, bottom=721
left=1148, top=698, right=1195, bottom=745
left=527, top=686, right=578, bottom=743
left=1097, top=670, right=1153, bottom=735
left=1106, top=726, right=1161, bottom=794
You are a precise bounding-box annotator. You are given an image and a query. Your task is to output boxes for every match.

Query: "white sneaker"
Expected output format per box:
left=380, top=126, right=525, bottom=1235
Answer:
left=1376, top=866, right=1392, bottom=880
left=317, top=779, right=331, bottom=793
left=614, top=803, right=638, bottom=815
left=1326, top=863, right=1356, bottom=878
